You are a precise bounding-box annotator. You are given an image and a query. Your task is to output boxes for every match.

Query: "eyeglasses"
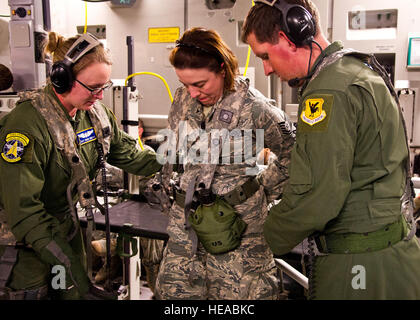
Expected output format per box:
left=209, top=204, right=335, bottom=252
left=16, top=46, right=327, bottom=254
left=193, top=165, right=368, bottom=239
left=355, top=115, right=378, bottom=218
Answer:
left=75, top=79, right=113, bottom=95
left=253, top=0, right=278, bottom=6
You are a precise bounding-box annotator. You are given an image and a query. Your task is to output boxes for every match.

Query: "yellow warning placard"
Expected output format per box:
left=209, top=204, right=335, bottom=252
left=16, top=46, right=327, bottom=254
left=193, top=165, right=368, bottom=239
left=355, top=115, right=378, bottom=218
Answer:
left=148, top=27, right=180, bottom=43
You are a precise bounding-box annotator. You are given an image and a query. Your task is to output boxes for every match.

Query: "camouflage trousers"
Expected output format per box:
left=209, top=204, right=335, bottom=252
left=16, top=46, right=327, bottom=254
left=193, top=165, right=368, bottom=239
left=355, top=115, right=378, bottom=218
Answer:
left=155, top=187, right=280, bottom=300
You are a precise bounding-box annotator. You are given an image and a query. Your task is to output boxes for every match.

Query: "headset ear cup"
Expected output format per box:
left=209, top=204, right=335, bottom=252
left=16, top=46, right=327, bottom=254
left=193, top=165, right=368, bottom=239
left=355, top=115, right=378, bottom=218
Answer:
left=49, top=33, right=100, bottom=94
left=50, top=61, right=74, bottom=94
left=284, top=6, right=316, bottom=46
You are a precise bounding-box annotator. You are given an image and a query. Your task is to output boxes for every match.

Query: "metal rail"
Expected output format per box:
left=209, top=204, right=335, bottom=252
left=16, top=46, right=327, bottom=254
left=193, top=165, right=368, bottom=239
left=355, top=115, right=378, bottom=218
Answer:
left=275, top=258, right=309, bottom=290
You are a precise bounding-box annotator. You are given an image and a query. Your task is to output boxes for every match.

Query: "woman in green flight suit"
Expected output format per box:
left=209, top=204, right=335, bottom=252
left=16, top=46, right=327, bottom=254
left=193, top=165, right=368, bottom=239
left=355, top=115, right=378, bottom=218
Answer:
left=0, top=32, right=162, bottom=300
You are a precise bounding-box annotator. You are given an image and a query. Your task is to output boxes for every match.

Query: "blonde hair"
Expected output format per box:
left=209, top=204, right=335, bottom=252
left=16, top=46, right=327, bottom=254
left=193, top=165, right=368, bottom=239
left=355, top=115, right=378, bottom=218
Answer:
left=44, top=32, right=112, bottom=77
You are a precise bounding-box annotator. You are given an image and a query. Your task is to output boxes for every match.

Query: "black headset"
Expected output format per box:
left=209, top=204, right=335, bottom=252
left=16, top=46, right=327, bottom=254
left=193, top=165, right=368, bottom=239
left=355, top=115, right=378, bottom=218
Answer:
left=255, top=0, right=316, bottom=47
left=50, top=33, right=101, bottom=94
left=255, top=0, right=320, bottom=87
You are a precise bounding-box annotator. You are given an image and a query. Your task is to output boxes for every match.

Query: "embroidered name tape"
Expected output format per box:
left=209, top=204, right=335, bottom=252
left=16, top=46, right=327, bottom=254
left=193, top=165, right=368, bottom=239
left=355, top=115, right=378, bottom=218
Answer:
left=1, top=132, right=30, bottom=163
left=77, top=127, right=97, bottom=145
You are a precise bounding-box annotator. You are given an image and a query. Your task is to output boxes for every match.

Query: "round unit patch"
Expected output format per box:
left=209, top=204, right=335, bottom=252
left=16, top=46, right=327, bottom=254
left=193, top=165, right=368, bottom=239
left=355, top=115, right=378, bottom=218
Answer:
left=1, top=133, right=29, bottom=163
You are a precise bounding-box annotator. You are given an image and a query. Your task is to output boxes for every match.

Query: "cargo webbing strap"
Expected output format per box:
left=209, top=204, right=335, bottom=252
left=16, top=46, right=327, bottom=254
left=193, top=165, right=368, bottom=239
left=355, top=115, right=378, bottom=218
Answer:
left=95, top=143, right=112, bottom=291
left=175, top=176, right=260, bottom=208
left=222, top=177, right=260, bottom=206
left=85, top=208, right=95, bottom=280
left=316, top=217, right=405, bottom=254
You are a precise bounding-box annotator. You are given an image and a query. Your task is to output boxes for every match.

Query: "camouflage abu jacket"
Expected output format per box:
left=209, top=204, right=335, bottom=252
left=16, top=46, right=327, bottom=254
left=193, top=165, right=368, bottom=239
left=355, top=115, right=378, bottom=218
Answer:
left=159, top=77, right=295, bottom=199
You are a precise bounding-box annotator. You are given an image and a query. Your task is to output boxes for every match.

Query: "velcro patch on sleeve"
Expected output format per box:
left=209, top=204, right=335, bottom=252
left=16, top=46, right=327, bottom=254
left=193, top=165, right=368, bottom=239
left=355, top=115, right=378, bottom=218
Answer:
left=298, top=94, right=334, bottom=132
left=1, top=132, right=33, bottom=163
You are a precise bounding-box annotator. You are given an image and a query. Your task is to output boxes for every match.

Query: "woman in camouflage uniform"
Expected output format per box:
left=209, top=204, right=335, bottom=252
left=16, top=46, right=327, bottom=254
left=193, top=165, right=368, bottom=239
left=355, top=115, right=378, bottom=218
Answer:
left=154, top=27, right=295, bottom=300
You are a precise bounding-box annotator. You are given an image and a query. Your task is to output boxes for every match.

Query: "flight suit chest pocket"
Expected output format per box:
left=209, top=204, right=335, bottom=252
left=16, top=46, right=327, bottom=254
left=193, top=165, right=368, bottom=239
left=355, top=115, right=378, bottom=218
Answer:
left=289, top=141, right=312, bottom=195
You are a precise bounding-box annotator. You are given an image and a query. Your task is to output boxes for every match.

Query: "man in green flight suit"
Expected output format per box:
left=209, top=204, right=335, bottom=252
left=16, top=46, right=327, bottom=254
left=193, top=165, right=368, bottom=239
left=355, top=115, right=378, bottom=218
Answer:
left=0, top=32, right=162, bottom=300
left=242, top=0, right=420, bottom=299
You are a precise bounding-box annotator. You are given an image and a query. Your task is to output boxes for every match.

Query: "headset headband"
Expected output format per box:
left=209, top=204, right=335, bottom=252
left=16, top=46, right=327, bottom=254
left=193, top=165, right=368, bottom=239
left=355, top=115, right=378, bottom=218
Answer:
left=64, top=32, right=101, bottom=65
left=253, top=0, right=277, bottom=5
left=50, top=32, right=101, bottom=94
left=254, top=0, right=298, bottom=11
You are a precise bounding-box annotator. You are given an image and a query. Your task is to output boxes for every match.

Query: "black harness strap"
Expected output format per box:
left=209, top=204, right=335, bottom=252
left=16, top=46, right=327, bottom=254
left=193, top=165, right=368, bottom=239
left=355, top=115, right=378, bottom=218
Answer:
left=95, top=143, right=112, bottom=291
left=85, top=208, right=95, bottom=281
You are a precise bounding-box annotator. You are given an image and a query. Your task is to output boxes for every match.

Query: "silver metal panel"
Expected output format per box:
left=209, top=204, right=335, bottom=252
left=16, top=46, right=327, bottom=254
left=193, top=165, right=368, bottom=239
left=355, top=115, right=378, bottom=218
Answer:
left=10, top=22, right=30, bottom=46
left=332, top=0, right=399, bottom=54
left=332, top=0, right=420, bottom=169
left=8, top=0, right=46, bottom=91
left=110, top=85, right=124, bottom=131
left=8, top=0, right=34, bottom=5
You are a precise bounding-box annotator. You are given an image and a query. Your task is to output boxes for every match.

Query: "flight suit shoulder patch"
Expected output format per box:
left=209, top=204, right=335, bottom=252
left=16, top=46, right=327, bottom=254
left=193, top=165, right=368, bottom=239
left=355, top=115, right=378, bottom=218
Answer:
left=299, top=94, right=334, bottom=132
left=1, top=132, right=33, bottom=163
